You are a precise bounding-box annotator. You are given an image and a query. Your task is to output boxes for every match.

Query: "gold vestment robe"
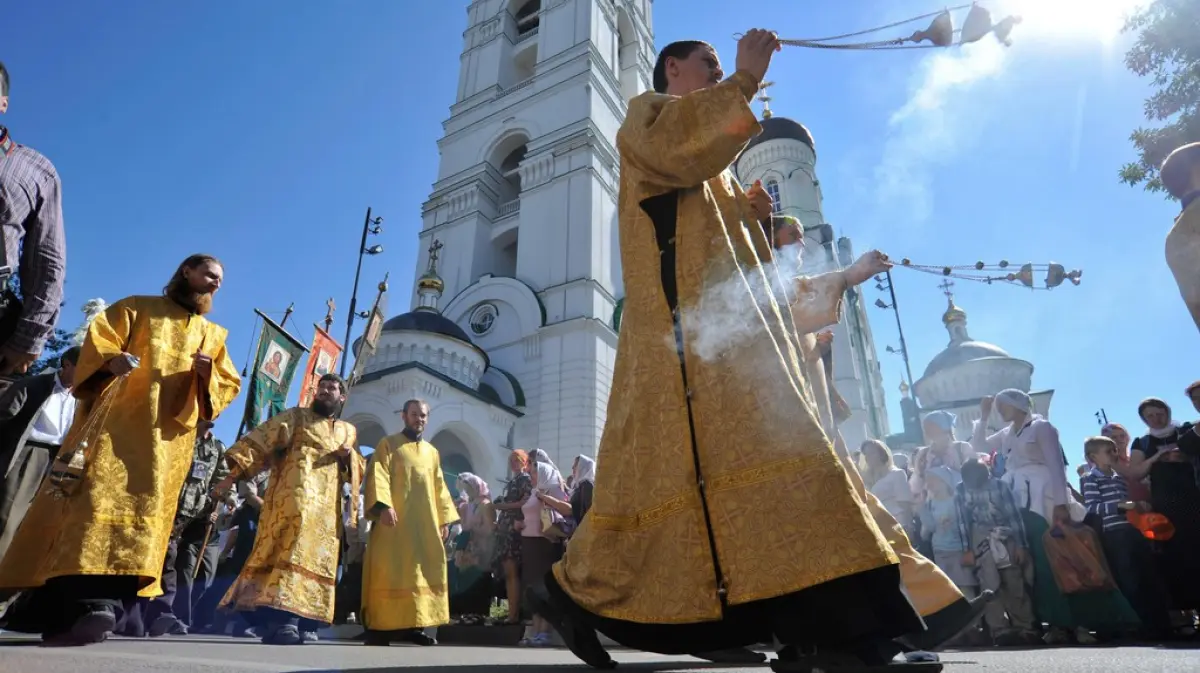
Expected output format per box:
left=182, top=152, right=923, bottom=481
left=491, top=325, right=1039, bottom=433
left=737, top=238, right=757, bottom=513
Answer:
left=220, top=407, right=363, bottom=623
left=0, top=296, right=241, bottom=596
left=553, top=71, right=898, bottom=625
left=1166, top=199, right=1200, bottom=334
left=794, top=330, right=961, bottom=617
left=361, top=433, right=459, bottom=631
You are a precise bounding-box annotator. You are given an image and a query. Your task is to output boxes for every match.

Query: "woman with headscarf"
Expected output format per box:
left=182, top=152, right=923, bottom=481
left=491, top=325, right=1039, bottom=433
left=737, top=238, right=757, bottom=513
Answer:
left=975, top=390, right=1139, bottom=644
left=861, top=440, right=917, bottom=540
left=492, top=450, right=533, bottom=624
left=537, top=455, right=597, bottom=526
left=449, top=473, right=495, bottom=623
left=1129, top=398, right=1200, bottom=619
left=517, top=460, right=570, bottom=646
left=910, top=410, right=976, bottom=500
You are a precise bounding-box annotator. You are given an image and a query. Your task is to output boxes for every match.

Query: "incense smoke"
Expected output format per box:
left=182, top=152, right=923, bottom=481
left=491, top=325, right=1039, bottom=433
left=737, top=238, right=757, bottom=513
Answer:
left=874, top=39, right=1008, bottom=223
left=676, top=240, right=807, bottom=363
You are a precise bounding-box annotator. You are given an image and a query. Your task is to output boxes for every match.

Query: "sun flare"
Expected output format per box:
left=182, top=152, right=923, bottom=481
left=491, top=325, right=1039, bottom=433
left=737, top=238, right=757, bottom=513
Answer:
left=993, top=0, right=1147, bottom=44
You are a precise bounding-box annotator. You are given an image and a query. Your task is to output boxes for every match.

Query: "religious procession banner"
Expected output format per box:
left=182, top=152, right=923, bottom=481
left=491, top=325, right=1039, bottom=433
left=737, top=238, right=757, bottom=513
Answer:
left=240, top=309, right=308, bottom=434
left=298, top=325, right=343, bottom=408
left=347, top=305, right=385, bottom=386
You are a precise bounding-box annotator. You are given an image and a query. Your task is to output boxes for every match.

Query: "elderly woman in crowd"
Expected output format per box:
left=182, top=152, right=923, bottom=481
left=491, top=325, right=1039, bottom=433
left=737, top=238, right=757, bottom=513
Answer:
left=861, top=440, right=917, bottom=539
left=492, top=450, right=533, bottom=624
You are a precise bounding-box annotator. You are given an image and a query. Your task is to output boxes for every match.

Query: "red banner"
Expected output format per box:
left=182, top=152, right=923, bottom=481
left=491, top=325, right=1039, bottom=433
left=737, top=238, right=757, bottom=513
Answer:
left=298, top=325, right=343, bottom=408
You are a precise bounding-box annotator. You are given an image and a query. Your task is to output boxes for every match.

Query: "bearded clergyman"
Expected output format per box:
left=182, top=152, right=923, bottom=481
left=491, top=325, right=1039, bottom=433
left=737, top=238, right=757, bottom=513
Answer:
left=0, top=254, right=241, bottom=646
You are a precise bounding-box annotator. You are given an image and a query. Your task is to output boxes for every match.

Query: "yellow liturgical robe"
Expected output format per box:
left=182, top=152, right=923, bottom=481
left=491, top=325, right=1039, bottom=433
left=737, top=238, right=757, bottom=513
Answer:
left=1166, top=199, right=1200, bottom=334
left=361, top=433, right=460, bottom=631
left=220, top=407, right=363, bottom=624
left=0, top=296, right=241, bottom=596
left=553, top=71, right=898, bottom=625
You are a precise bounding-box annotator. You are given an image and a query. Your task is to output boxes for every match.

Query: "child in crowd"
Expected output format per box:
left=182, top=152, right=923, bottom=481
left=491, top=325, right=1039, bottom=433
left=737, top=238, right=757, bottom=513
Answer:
left=920, top=466, right=977, bottom=597
left=1080, top=436, right=1172, bottom=639
left=955, top=458, right=1039, bottom=645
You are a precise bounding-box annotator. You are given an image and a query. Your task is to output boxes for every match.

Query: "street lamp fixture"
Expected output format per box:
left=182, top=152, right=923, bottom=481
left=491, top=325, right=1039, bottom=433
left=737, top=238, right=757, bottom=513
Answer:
left=341, top=207, right=385, bottom=378
left=873, top=271, right=916, bottom=388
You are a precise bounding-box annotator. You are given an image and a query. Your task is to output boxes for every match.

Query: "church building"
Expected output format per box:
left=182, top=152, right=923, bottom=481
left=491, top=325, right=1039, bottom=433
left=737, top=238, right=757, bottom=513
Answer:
left=340, top=0, right=890, bottom=490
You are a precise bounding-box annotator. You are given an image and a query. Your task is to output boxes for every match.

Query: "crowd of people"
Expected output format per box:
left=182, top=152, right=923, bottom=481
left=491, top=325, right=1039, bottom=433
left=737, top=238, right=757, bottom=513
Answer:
left=859, top=386, right=1200, bottom=647
left=4, top=23, right=1200, bottom=671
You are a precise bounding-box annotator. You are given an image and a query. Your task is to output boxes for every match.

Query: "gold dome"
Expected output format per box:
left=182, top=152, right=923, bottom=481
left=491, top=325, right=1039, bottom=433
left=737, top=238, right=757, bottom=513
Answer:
left=417, top=271, right=444, bottom=293
left=942, top=301, right=966, bottom=325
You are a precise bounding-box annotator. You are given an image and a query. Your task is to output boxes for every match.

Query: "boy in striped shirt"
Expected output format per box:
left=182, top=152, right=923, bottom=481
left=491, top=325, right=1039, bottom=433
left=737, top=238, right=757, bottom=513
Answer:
left=1080, top=436, right=1170, bottom=638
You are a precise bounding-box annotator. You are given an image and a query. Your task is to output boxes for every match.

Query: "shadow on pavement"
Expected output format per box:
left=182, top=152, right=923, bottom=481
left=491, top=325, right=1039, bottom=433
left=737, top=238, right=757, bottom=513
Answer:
left=296, top=666, right=749, bottom=673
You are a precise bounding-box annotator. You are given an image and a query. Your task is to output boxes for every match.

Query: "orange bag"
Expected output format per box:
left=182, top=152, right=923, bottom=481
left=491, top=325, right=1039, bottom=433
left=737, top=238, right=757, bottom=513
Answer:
left=1042, top=523, right=1115, bottom=594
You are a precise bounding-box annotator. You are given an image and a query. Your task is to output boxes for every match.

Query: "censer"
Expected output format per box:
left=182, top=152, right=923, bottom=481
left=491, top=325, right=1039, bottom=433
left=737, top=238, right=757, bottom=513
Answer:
left=890, top=258, right=1082, bottom=290
left=738, top=3, right=1023, bottom=51
left=47, top=355, right=140, bottom=499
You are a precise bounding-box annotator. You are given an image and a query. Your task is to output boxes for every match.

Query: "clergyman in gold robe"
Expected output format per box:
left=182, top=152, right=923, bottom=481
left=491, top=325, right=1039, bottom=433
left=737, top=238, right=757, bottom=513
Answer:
left=528, top=33, right=944, bottom=672
left=767, top=215, right=987, bottom=656
left=0, top=254, right=241, bottom=646
left=211, top=373, right=364, bottom=646
left=1159, top=142, right=1200, bottom=334
left=361, top=399, right=459, bottom=647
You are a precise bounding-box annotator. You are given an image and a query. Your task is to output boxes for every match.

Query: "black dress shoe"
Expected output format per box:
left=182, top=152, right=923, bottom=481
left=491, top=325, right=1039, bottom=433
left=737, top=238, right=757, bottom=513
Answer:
left=400, top=629, right=437, bottom=646
left=896, top=590, right=993, bottom=652
left=41, top=608, right=116, bottom=647
left=363, top=630, right=391, bottom=646
left=693, top=648, right=768, bottom=664
left=525, top=583, right=616, bottom=669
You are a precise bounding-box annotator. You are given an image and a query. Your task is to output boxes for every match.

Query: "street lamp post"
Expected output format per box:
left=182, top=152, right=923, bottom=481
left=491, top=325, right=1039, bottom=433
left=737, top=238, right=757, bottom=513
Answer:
left=341, top=207, right=384, bottom=378
left=874, top=270, right=915, bottom=388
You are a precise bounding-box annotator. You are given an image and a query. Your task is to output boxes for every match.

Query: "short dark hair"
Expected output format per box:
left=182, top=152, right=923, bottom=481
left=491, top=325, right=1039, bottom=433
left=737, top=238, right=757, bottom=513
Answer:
left=319, top=372, right=346, bottom=395
left=60, top=346, right=82, bottom=366
left=1160, top=142, right=1200, bottom=200
left=653, top=40, right=710, bottom=93
left=0, top=61, right=8, bottom=97
left=1137, top=397, right=1170, bottom=420
left=960, top=457, right=990, bottom=484
left=403, top=399, right=428, bottom=413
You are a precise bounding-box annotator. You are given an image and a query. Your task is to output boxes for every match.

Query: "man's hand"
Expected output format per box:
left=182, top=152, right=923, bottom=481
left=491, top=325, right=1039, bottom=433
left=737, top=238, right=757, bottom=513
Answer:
left=1117, top=500, right=1136, bottom=511
left=108, top=353, right=137, bottom=377
left=209, top=509, right=219, bottom=524
left=192, top=351, right=213, bottom=381
left=1013, top=547, right=1027, bottom=565
left=961, top=551, right=975, bottom=566
left=0, top=346, right=38, bottom=376
left=843, top=250, right=892, bottom=287
left=746, top=180, right=773, bottom=222
left=380, top=507, right=398, bottom=527
left=441, top=524, right=451, bottom=542
left=210, top=475, right=236, bottom=499
left=735, top=29, right=781, bottom=84
left=336, top=446, right=353, bottom=460
left=1135, top=501, right=1152, bottom=513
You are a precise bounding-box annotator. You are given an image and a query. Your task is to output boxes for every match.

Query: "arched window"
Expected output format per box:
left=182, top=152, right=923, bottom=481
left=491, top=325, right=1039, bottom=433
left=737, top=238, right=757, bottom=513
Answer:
left=765, top=179, right=782, bottom=213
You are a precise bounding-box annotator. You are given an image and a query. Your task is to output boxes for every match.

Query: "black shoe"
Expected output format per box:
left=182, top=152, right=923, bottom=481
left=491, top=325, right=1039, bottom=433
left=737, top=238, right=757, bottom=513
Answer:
left=400, top=629, right=437, bottom=646
left=771, top=644, right=943, bottom=672
left=261, top=623, right=303, bottom=645
left=525, top=583, right=616, bottom=670
left=693, top=647, right=768, bottom=664
left=896, top=590, right=993, bottom=652
left=41, top=608, right=116, bottom=647
left=363, top=630, right=391, bottom=646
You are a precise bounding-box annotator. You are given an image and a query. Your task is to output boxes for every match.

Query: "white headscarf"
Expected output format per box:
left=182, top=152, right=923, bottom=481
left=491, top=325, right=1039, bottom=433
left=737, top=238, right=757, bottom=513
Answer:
left=456, top=472, right=490, bottom=502
left=530, top=448, right=564, bottom=488
left=995, top=389, right=1032, bottom=414
left=573, top=455, right=596, bottom=484
left=533, top=461, right=566, bottom=498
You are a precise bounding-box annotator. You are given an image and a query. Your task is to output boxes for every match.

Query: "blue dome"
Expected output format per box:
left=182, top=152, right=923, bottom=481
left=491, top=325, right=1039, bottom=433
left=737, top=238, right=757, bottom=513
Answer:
left=381, top=310, right=473, bottom=344
left=742, top=116, right=815, bottom=155
left=922, top=341, right=1011, bottom=378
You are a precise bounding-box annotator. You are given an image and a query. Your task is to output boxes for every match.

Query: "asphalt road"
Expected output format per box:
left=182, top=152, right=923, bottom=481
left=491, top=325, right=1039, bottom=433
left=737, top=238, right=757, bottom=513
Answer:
left=1, top=635, right=1199, bottom=673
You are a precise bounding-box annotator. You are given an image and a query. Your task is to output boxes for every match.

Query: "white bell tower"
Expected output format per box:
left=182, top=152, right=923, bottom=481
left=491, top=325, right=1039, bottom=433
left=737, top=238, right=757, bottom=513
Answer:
left=409, top=0, right=655, bottom=467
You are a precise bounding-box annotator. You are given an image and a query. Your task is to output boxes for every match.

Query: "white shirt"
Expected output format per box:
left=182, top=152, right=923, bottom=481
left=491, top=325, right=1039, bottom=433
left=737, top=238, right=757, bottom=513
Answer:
left=27, top=372, right=76, bottom=445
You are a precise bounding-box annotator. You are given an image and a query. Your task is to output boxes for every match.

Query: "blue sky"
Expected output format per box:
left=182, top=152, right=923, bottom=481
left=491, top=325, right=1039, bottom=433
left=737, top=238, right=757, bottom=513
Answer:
left=4, top=1, right=1191, bottom=465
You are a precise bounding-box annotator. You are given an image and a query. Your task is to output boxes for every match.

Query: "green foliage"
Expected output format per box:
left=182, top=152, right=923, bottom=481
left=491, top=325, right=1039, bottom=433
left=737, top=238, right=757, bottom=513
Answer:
left=8, top=274, right=72, bottom=375
left=1120, top=0, right=1200, bottom=193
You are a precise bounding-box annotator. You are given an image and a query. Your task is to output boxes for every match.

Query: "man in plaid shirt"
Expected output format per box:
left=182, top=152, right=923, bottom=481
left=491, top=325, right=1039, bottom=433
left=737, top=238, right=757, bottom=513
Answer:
left=955, top=458, right=1039, bottom=645
left=0, top=61, right=66, bottom=377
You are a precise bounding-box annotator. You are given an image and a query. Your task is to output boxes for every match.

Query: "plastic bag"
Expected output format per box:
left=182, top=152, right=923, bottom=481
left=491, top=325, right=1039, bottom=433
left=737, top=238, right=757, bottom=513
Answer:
left=1042, top=523, right=1114, bottom=594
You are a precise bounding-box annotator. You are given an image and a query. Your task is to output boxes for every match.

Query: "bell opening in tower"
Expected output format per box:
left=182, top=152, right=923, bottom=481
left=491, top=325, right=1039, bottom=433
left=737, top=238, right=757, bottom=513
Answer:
left=514, top=0, right=540, bottom=38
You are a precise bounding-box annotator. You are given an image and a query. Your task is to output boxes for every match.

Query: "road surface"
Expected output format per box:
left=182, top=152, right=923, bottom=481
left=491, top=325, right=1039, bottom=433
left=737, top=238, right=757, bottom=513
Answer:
left=1, top=634, right=1198, bottom=673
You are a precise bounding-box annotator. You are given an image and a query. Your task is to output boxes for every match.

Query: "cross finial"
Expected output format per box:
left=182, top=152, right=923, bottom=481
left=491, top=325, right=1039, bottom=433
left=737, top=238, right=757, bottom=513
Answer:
left=938, top=278, right=955, bottom=300
left=427, top=239, right=444, bottom=272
